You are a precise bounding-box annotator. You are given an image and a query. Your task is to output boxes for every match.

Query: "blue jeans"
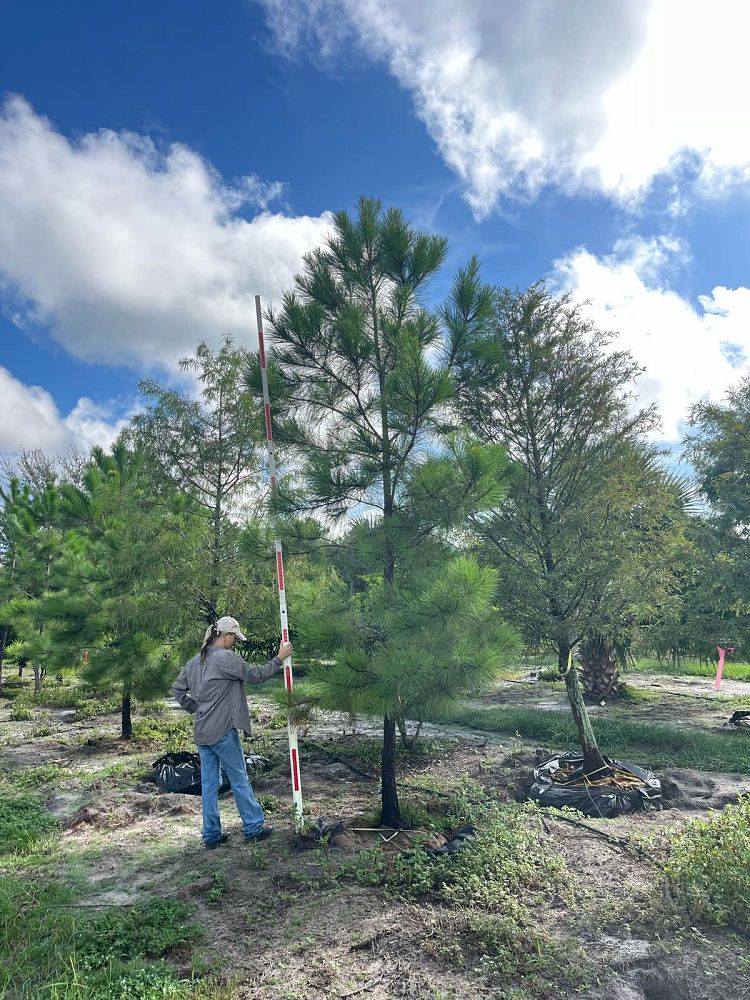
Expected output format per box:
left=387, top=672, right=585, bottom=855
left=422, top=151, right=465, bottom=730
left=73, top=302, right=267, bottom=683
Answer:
left=198, top=729, right=265, bottom=844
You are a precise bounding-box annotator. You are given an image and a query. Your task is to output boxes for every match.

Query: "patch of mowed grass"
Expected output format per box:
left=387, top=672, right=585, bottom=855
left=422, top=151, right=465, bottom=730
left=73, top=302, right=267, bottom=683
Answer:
left=0, top=791, right=58, bottom=855
left=0, top=877, right=197, bottom=999
left=666, top=795, right=750, bottom=930
left=631, top=657, right=750, bottom=683
left=428, top=705, right=750, bottom=773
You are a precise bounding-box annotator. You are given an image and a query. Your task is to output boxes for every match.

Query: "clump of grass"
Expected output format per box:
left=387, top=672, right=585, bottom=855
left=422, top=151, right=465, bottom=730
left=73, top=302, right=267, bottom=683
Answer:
left=10, top=703, right=34, bottom=721
left=666, top=795, right=750, bottom=929
left=428, top=705, right=750, bottom=773
left=0, top=791, right=58, bottom=855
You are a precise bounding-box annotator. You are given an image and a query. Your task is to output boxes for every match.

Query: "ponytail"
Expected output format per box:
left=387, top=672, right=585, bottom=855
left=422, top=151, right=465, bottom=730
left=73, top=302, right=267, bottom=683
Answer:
left=200, top=624, right=219, bottom=663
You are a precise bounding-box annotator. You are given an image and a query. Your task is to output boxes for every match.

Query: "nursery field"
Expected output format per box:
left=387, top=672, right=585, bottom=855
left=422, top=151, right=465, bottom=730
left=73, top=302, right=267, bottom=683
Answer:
left=2, top=666, right=750, bottom=1000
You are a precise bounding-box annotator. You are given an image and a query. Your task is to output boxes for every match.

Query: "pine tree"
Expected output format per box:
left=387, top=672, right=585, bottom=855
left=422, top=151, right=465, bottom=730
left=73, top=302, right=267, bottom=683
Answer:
left=2, top=480, right=65, bottom=692
left=0, top=478, right=30, bottom=694
left=39, top=444, right=188, bottom=738
left=245, top=197, right=518, bottom=826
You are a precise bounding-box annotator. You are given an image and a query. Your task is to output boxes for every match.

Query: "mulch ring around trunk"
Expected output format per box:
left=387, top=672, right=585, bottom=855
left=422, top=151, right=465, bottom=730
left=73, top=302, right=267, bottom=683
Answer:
left=526, top=751, right=662, bottom=818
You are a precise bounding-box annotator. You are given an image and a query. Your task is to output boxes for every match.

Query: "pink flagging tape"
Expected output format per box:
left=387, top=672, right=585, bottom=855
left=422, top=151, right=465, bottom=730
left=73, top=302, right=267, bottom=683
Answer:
left=715, top=646, right=726, bottom=690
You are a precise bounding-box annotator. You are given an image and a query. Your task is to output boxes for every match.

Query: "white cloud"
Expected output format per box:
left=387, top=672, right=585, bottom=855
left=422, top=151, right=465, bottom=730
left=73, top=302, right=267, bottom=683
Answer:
left=0, top=367, right=127, bottom=455
left=257, top=0, right=750, bottom=216
left=0, top=96, right=331, bottom=368
left=551, top=237, right=750, bottom=441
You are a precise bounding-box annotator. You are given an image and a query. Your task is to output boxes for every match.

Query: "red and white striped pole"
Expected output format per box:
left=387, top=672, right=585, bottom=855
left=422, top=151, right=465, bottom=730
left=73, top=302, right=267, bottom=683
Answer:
left=255, top=294, right=304, bottom=831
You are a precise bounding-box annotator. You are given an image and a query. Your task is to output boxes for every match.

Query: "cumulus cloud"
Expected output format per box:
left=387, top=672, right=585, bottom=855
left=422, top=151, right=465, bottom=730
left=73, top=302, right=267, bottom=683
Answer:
left=0, top=367, right=127, bottom=455
left=551, top=237, right=750, bottom=441
left=0, top=96, right=331, bottom=368
left=257, top=0, right=750, bottom=216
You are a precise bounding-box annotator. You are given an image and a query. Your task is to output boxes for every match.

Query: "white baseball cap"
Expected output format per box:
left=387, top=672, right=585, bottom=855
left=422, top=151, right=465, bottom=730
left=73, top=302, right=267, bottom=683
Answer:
left=215, top=616, right=248, bottom=642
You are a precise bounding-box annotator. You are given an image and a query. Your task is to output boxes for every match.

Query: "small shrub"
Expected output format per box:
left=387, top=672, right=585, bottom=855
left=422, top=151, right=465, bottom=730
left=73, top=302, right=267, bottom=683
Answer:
left=665, top=795, right=750, bottom=929
left=10, top=704, right=33, bottom=721
left=537, top=667, right=559, bottom=683
left=75, top=897, right=202, bottom=970
left=0, top=791, right=58, bottom=854
left=258, top=793, right=280, bottom=813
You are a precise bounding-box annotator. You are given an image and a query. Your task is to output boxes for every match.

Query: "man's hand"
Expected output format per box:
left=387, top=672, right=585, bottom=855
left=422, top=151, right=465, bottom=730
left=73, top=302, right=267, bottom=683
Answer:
left=277, top=641, right=293, bottom=661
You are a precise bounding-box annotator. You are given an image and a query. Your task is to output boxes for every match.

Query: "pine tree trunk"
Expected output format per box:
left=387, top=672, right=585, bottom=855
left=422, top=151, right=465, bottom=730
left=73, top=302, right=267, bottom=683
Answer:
left=33, top=662, right=42, bottom=693
left=559, top=644, right=607, bottom=775
left=18, top=660, right=24, bottom=677
left=396, top=715, right=423, bottom=750
left=380, top=714, right=402, bottom=828
left=580, top=634, right=620, bottom=701
left=121, top=684, right=133, bottom=739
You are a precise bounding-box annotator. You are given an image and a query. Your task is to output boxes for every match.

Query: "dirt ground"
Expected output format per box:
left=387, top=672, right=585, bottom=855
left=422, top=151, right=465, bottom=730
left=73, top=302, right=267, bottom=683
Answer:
left=3, top=676, right=750, bottom=1000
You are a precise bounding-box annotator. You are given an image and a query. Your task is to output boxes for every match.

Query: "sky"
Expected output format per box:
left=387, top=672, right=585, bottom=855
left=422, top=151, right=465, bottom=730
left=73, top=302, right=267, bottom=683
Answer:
left=1, top=0, right=749, bottom=460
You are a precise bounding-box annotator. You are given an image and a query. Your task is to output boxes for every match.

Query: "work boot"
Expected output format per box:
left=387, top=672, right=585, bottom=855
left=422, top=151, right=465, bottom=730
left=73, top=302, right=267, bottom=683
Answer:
left=205, top=833, right=230, bottom=850
left=245, top=826, right=273, bottom=844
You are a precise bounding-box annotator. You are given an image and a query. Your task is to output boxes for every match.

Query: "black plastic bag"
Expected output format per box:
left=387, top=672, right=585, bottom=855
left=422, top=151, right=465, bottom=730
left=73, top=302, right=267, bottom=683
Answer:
left=527, top=751, right=661, bottom=818
left=152, top=752, right=230, bottom=796
left=726, top=710, right=750, bottom=730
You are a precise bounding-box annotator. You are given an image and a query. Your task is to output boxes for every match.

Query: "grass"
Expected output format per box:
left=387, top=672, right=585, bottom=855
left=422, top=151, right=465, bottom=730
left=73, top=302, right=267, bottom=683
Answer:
left=630, top=657, right=750, bottom=683
left=666, top=795, right=750, bottom=929
left=0, top=791, right=58, bottom=855
left=0, top=877, right=198, bottom=999
left=428, top=704, right=750, bottom=773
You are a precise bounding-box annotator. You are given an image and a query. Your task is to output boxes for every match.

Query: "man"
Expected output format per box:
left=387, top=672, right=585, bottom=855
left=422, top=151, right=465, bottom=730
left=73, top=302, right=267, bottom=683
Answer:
left=172, top=615, right=293, bottom=849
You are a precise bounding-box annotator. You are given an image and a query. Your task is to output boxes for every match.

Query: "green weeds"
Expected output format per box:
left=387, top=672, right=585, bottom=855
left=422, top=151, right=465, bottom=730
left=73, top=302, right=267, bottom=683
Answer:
left=429, top=705, right=750, bottom=773
left=349, top=801, right=581, bottom=992
left=0, top=791, right=58, bottom=855
left=666, top=795, right=750, bottom=929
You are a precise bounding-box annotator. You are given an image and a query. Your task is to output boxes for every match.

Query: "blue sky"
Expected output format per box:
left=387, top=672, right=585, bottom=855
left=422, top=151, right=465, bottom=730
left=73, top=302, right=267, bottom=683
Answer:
left=1, top=0, right=748, bottom=457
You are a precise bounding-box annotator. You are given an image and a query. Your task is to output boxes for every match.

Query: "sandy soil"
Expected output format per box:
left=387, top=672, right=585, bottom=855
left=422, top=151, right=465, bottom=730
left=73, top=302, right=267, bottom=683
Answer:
left=3, top=680, right=750, bottom=999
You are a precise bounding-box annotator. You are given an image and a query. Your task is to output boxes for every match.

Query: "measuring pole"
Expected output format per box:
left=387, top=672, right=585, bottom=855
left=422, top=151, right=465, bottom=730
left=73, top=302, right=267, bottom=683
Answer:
left=255, top=294, right=304, bottom=831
